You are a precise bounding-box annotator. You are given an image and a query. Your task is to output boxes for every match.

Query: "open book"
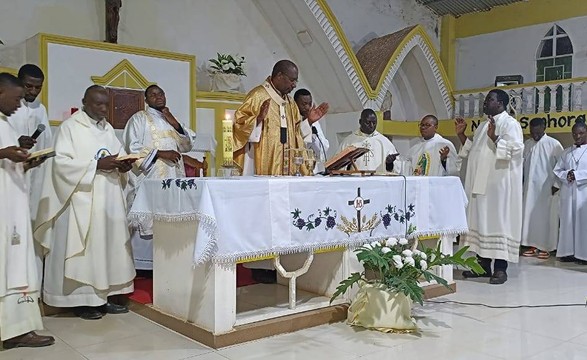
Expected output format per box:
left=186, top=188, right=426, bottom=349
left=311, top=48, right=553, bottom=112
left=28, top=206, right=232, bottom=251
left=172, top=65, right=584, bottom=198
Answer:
left=116, top=153, right=142, bottom=161
left=25, top=148, right=55, bottom=163
left=324, top=146, right=370, bottom=172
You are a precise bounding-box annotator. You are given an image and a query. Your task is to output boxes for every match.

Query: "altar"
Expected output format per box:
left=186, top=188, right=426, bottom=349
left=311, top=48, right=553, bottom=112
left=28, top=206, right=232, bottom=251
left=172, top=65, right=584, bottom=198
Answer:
left=129, top=175, right=468, bottom=347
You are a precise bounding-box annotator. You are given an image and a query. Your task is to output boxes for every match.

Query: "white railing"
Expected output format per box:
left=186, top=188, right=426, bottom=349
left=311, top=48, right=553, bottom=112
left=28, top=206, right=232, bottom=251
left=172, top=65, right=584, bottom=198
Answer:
left=453, top=78, right=587, bottom=118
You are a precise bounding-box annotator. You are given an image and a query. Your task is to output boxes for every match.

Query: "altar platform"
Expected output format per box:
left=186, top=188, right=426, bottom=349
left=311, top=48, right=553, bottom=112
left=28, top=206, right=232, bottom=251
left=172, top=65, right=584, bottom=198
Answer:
left=128, top=175, right=468, bottom=348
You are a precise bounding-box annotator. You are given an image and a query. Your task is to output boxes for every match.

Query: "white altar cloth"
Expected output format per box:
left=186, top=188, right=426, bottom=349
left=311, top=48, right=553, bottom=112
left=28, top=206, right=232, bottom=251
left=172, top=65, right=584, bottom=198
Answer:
left=129, top=176, right=468, bottom=265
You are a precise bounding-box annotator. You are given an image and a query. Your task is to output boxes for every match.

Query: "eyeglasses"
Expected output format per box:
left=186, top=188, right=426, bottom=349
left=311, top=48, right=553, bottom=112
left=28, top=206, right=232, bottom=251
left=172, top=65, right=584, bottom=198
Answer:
left=418, top=123, right=434, bottom=129
left=282, top=74, right=298, bottom=83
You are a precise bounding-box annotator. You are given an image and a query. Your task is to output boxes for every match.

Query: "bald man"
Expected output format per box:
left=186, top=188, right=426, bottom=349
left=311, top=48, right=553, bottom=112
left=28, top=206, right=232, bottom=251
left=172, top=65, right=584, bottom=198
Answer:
left=35, top=85, right=136, bottom=320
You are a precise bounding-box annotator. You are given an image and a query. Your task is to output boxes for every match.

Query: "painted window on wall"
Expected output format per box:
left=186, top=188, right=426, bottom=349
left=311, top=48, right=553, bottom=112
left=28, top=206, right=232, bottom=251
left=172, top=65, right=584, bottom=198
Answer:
left=536, top=25, right=573, bottom=112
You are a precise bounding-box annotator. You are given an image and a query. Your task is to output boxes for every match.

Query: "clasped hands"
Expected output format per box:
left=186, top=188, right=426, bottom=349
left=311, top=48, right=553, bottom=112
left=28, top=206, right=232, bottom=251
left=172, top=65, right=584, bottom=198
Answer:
left=567, top=169, right=576, bottom=183
left=256, top=99, right=330, bottom=125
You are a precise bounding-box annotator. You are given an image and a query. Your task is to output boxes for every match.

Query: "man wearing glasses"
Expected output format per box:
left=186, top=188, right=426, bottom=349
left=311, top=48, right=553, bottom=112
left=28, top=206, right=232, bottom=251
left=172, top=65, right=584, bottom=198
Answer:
left=405, top=115, right=460, bottom=176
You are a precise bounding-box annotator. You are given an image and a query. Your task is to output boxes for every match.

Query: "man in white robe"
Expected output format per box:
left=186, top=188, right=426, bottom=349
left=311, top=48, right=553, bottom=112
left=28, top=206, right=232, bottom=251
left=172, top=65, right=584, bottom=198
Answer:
left=554, top=121, right=587, bottom=264
left=521, top=118, right=563, bottom=259
left=123, top=85, right=193, bottom=270
left=338, top=109, right=398, bottom=172
left=7, top=64, right=52, bottom=224
left=294, top=89, right=329, bottom=174
left=406, top=115, right=460, bottom=176
left=456, top=89, right=523, bottom=284
left=34, top=86, right=136, bottom=320
left=0, top=73, right=54, bottom=348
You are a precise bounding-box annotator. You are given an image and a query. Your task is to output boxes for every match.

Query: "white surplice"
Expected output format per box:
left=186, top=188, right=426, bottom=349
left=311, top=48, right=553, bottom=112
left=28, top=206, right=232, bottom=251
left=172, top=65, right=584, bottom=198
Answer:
left=306, top=122, right=329, bottom=174
left=7, top=99, right=52, bottom=223
left=0, top=115, right=43, bottom=340
left=521, top=135, right=564, bottom=251
left=34, top=110, right=135, bottom=307
left=554, top=144, right=587, bottom=261
left=123, top=106, right=193, bottom=270
left=406, top=134, right=460, bottom=176
left=338, top=130, right=397, bottom=172
left=459, top=111, right=524, bottom=262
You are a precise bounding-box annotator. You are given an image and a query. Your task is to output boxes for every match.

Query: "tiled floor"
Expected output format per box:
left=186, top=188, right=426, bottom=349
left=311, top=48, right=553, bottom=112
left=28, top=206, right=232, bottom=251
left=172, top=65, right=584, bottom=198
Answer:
left=2, top=257, right=586, bottom=359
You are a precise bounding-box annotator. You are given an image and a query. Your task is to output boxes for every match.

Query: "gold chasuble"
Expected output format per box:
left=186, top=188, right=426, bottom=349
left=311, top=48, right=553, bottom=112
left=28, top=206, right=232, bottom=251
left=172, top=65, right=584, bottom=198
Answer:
left=234, top=78, right=309, bottom=176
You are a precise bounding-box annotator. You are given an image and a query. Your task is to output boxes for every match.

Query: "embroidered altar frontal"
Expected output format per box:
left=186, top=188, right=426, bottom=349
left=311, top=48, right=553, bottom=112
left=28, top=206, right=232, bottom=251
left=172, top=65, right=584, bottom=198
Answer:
left=129, top=176, right=468, bottom=264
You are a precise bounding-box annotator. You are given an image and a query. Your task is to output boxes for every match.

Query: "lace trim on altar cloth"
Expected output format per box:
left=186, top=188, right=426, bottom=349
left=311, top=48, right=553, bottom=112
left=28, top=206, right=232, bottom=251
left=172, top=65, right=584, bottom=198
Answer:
left=128, top=212, right=469, bottom=265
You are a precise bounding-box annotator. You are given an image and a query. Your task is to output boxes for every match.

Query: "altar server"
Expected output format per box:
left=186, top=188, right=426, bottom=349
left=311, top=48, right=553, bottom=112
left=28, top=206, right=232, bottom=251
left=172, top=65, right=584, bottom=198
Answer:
left=521, top=118, right=563, bottom=259
left=0, top=72, right=54, bottom=347
left=554, top=120, right=587, bottom=264
left=294, top=88, right=329, bottom=174
left=35, top=85, right=136, bottom=320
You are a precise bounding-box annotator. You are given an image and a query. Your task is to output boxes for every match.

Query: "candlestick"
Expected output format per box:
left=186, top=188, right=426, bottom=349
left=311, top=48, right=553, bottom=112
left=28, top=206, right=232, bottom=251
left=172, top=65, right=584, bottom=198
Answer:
left=222, top=114, right=233, bottom=167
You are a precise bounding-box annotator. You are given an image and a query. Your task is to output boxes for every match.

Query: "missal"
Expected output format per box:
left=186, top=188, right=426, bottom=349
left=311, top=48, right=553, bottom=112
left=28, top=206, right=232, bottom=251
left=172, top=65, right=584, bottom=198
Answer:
left=116, top=153, right=142, bottom=161
left=324, top=146, right=370, bottom=172
left=25, top=148, right=55, bottom=163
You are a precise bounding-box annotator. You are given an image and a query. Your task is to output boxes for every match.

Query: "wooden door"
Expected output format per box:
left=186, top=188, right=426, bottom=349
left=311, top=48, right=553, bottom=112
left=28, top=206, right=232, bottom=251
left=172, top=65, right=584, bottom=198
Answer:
left=107, top=88, right=145, bottom=129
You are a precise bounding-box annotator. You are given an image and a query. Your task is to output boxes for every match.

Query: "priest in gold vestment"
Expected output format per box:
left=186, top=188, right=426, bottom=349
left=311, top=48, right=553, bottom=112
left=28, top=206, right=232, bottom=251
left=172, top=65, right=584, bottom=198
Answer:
left=234, top=60, right=328, bottom=282
left=233, top=60, right=328, bottom=176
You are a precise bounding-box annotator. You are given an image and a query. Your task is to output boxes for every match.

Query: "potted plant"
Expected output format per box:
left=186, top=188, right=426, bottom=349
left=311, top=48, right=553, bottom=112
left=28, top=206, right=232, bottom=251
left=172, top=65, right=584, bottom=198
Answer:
left=331, top=234, right=483, bottom=333
left=208, top=53, right=246, bottom=93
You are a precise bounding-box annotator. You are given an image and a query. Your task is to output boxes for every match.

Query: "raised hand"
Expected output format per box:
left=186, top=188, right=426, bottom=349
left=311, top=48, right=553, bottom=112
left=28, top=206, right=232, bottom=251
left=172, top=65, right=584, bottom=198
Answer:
left=308, top=102, right=330, bottom=124
left=487, top=116, right=497, bottom=142
left=18, top=136, right=37, bottom=150
left=455, top=117, right=466, bottom=135
left=0, top=146, right=29, bottom=163
left=161, top=107, right=181, bottom=130
left=439, top=146, right=450, bottom=161
left=257, top=99, right=271, bottom=125
left=455, top=117, right=468, bottom=145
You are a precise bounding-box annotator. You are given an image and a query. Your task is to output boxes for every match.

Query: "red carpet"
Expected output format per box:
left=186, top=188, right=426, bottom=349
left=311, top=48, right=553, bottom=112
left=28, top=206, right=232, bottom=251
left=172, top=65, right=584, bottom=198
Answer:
left=129, top=264, right=257, bottom=305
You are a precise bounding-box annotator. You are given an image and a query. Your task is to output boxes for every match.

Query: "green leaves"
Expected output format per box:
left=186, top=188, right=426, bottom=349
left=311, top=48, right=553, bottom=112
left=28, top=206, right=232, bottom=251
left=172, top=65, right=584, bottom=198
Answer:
left=331, top=241, right=482, bottom=306
left=208, top=53, right=246, bottom=76
left=330, top=272, right=362, bottom=304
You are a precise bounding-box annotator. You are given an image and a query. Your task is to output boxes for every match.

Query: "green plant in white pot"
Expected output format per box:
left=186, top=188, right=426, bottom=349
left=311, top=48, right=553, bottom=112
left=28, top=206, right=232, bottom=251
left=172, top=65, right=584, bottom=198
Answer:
left=208, top=53, right=246, bottom=93
left=331, top=233, right=483, bottom=333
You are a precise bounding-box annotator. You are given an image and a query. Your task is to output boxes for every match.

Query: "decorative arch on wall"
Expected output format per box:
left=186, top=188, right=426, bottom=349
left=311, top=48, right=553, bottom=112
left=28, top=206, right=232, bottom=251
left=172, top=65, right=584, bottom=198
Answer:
left=305, top=0, right=453, bottom=116
left=91, top=59, right=155, bottom=90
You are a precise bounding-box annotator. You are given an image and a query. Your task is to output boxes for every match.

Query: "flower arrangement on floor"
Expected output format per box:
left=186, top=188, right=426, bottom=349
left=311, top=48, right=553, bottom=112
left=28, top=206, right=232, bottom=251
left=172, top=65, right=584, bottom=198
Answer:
left=330, top=235, right=483, bottom=332
left=208, top=53, right=246, bottom=92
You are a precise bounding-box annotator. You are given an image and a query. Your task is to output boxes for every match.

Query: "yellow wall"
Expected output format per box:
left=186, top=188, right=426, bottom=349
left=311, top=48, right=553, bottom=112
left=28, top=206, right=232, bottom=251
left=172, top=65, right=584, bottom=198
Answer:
left=440, top=0, right=587, bottom=89
left=454, top=0, right=587, bottom=39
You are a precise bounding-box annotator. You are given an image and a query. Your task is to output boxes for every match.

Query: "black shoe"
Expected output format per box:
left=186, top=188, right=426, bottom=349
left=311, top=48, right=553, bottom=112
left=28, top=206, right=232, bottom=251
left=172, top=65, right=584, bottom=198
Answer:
left=73, top=306, right=103, bottom=320
left=575, top=259, right=587, bottom=265
left=559, top=256, right=576, bottom=262
left=489, top=270, right=508, bottom=285
left=100, top=302, right=129, bottom=314
left=2, top=331, right=55, bottom=348
left=462, top=266, right=492, bottom=278
left=251, top=269, right=277, bottom=284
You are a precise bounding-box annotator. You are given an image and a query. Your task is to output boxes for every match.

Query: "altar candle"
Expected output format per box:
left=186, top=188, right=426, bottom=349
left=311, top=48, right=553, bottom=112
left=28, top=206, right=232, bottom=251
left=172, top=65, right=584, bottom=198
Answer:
left=222, top=114, right=233, bottom=167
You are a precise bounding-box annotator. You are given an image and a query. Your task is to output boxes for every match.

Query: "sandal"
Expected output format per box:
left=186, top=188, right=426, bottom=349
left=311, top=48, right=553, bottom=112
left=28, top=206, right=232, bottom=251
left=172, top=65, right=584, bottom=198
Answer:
left=522, top=248, right=538, bottom=257
left=537, top=251, right=550, bottom=259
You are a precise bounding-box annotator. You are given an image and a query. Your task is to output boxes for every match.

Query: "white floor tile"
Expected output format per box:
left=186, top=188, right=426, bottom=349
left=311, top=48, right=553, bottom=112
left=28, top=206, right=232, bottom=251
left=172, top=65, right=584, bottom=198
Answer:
left=525, top=341, right=587, bottom=360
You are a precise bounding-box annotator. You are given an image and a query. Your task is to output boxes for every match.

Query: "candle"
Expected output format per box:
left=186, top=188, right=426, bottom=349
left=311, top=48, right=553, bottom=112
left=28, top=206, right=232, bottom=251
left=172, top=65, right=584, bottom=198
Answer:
left=222, top=114, right=233, bottom=167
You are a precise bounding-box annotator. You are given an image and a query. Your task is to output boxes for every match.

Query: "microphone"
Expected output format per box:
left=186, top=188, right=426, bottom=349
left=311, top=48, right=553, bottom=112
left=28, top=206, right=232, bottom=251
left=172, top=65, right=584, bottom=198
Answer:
left=311, top=125, right=327, bottom=163
left=31, top=124, right=46, bottom=140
